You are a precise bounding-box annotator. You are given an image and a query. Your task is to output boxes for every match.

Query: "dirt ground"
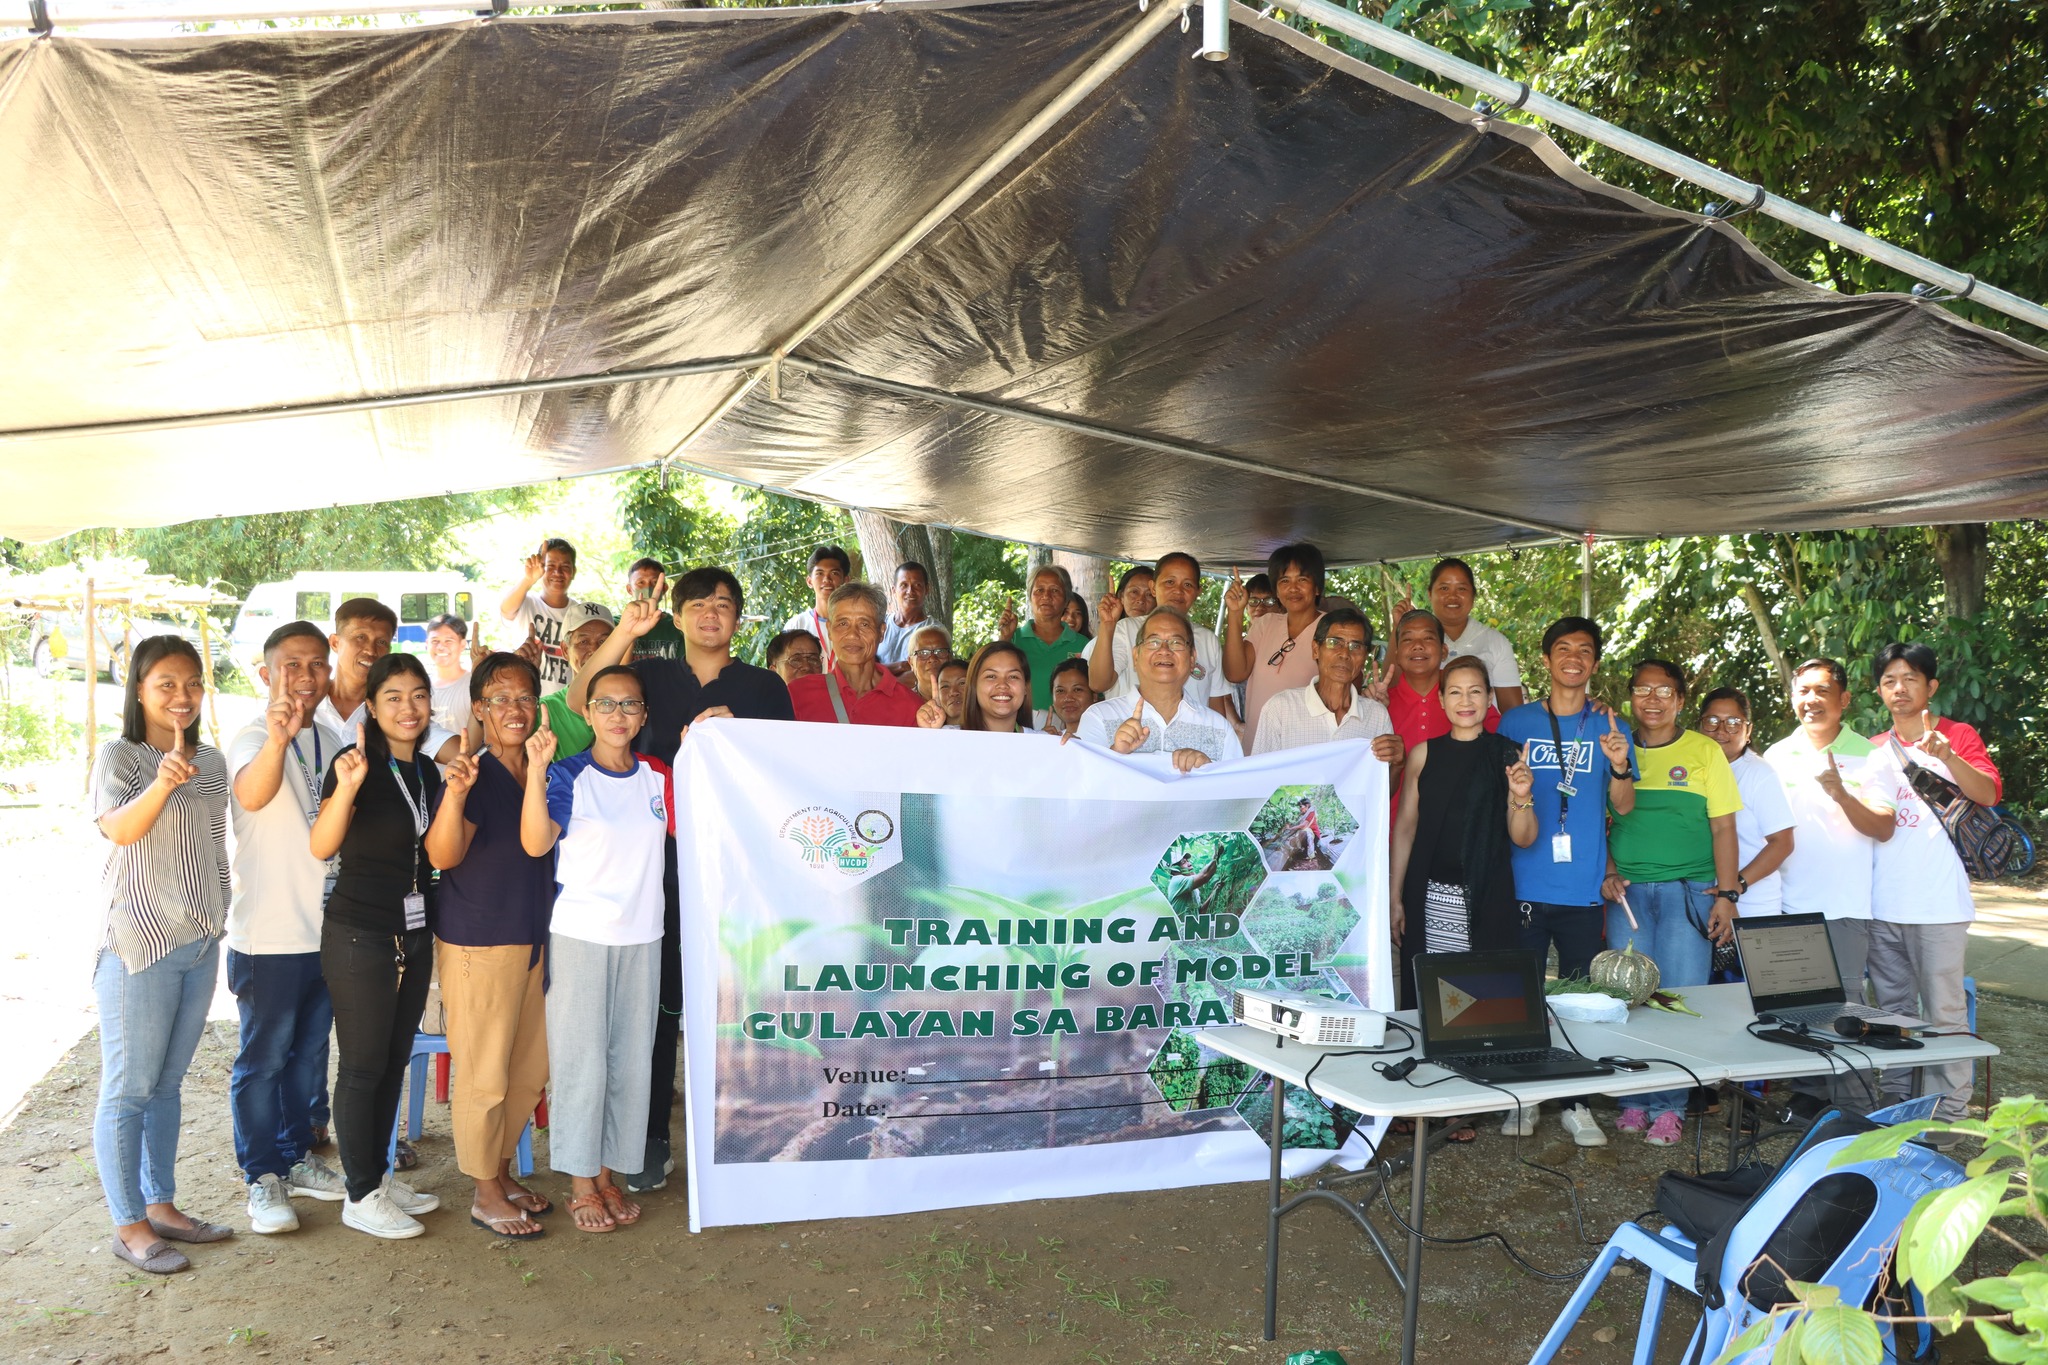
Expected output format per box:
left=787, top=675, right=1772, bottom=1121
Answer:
left=4, top=994, right=2035, bottom=1365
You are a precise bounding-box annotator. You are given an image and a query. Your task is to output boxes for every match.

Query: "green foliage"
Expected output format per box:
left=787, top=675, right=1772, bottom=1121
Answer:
left=3, top=488, right=545, bottom=599
left=1149, top=1029, right=1205, bottom=1112
left=1242, top=882, right=1362, bottom=962
left=1237, top=1078, right=1341, bottom=1150
left=1727, top=1095, right=2048, bottom=1365
left=1199, top=1054, right=1257, bottom=1110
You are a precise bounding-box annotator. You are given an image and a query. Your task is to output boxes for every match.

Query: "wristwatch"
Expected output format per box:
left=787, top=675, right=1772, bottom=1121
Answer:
left=1608, top=765, right=1633, bottom=780
left=1714, top=887, right=1741, bottom=904
left=1737, top=873, right=1750, bottom=893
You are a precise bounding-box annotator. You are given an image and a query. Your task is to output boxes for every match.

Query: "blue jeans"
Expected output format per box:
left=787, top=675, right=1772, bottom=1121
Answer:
left=228, top=949, right=333, bottom=1182
left=93, top=936, right=220, bottom=1227
left=1605, top=879, right=1714, bottom=1119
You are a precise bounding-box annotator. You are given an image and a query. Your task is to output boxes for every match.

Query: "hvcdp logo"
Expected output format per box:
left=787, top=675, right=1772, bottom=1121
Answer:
left=779, top=805, right=897, bottom=875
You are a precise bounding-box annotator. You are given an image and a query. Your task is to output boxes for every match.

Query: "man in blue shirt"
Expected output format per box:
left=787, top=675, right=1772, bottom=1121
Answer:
left=1496, top=616, right=1637, bottom=1146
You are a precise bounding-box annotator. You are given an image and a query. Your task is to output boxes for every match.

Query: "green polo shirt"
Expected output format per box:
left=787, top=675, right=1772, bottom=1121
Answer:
left=1009, top=625, right=1089, bottom=711
left=540, top=691, right=594, bottom=760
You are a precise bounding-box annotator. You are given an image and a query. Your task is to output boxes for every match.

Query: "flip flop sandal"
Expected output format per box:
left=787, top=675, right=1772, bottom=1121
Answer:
left=471, top=1209, right=546, bottom=1240
left=1435, top=1118, right=1478, bottom=1144
left=112, top=1238, right=190, bottom=1275
left=394, top=1139, right=419, bottom=1172
left=505, top=1189, right=553, bottom=1217
left=567, top=1191, right=615, bottom=1234
left=595, top=1183, right=641, bottom=1226
left=148, top=1217, right=235, bottom=1244
left=1389, top=1118, right=1417, bottom=1137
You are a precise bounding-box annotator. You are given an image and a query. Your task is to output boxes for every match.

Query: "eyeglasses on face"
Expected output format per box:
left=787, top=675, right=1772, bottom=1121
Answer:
left=1141, top=635, right=1192, bottom=654
left=1318, top=639, right=1369, bottom=655
left=1701, top=715, right=1748, bottom=731
left=910, top=648, right=950, bottom=661
left=589, top=698, right=648, bottom=716
left=1630, top=684, right=1678, bottom=700
left=480, top=694, right=538, bottom=711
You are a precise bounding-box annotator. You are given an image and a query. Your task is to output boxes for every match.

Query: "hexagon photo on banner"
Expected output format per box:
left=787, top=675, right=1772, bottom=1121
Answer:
left=1145, top=1027, right=1258, bottom=1115
left=1247, top=785, right=1363, bottom=873
left=1241, top=879, right=1361, bottom=966
left=1149, top=831, right=1266, bottom=922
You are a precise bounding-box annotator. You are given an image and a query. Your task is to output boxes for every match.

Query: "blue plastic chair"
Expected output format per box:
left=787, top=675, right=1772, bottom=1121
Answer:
left=1527, top=1107, right=1963, bottom=1365
left=387, top=1033, right=537, bottom=1178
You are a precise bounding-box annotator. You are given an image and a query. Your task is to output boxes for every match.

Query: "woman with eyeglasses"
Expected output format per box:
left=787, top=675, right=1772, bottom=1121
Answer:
left=1222, top=542, right=1327, bottom=751
left=1599, top=660, right=1744, bottom=1146
left=920, top=641, right=1037, bottom=733
left=310, top=653, right=444, bottom=1239
left=423, top=653, right=555, bottom=1239
left=520, top=665, right=671, bottom=1233
left=1696, top=687, right=1796, bottom=918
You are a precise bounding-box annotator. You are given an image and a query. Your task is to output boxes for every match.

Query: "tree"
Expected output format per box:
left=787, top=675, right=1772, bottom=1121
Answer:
left=2, top=488, right=544, bottom=599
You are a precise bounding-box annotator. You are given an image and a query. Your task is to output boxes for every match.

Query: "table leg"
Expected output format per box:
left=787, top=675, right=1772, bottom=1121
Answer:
left=1400, top=1116, right=1426, bottom=1365
left=1724, top=1086, right=1744, bottom=1169
left=1263, top=1079, right=1285, bottom=1341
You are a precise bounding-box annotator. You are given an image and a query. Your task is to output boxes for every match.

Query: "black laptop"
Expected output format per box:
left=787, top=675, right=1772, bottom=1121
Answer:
left=1735, top=913, right=1905, bottom=1028
left=1414, top=951, right=1615, bottom=1082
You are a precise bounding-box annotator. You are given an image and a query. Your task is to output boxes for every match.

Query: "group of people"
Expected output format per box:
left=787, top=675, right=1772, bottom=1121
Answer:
left=86, top=536, right=1995, bottom=1271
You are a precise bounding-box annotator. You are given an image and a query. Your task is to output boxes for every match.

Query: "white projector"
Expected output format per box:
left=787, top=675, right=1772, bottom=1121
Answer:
left=1232, top=986, right=1386, bottom=1047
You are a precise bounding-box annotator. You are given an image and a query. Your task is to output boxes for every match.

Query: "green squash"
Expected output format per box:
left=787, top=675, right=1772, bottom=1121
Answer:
left=1588, top=943, right=1661, bottom=1007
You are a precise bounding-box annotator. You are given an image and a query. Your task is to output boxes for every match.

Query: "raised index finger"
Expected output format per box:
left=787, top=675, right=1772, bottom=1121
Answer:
left=1131, top=694, right=1145, bottom=720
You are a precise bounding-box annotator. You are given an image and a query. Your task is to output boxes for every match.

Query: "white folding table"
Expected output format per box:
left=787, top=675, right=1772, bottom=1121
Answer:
left=1201, top=982, right=1999, bottom=1365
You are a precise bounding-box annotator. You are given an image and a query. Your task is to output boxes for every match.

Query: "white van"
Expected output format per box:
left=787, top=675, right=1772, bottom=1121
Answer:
left=231, top=571, right=480, bottom=673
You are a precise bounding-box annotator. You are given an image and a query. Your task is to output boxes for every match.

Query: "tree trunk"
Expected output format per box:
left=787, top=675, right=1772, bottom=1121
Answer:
left=1739, top=583, right=1792, bottom=693
left=1930, top=523, right=1988, bottom=621
left=1051, top=551, right=1110, bottom=614
left=850, top=512, right=957, bottom=626
left=849, top=510, right=905, bottom=589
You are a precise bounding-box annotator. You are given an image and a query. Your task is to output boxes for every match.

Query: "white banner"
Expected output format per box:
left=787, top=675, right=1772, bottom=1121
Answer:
left=678, top=720, right=1391, bottom=1230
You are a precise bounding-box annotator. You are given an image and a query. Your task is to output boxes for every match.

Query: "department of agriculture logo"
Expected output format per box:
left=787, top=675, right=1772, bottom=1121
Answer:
left=779, top=805, right=896, bottom=875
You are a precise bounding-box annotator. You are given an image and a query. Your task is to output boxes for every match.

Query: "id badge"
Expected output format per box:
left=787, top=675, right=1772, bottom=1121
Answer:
left=1554, top=782, right=1578, bottom=798
left=402, top=892, right=427, bottom=932
left=1551, top=832, right=1573, bottom=864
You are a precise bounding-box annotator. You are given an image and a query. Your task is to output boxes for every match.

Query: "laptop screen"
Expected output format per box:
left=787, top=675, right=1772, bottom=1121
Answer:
left=1414, top=951, right=1550, bottom=1056
left=1736, top=914, right=1847, bottom=1011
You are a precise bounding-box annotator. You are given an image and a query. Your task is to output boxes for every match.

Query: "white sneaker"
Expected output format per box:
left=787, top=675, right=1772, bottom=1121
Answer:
left=380, top=1172, right=440, bottom=1216
left=246, top=1174, right=300, bottom=1234
left=287, top=1153, right=347, bottom=1202
left=342, top=1187, right=423, bottom=1240
left=1560, top=1103, right=1608, bottom=1148
left=1500, top=1105, right=1537, bottom=1137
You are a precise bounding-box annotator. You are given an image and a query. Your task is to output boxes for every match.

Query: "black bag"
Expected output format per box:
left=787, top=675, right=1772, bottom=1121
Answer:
left=1902, top=759, right=2032, bottom=880
left=1653, top=1111, right=1879, bottom=1308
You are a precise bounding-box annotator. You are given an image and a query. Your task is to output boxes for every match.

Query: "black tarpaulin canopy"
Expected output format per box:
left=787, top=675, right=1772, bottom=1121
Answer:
left=3, top=0, right=2046, bottom=557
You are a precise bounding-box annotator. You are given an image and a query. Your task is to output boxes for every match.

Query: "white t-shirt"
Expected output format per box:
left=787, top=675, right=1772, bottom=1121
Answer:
left=315, top=695, right=457, bottom=768
left=1097, top=617, right=1231, bottom=714
left=510, top=592, right=574, bottom=694
left=225, top=717, right=343, bottom=955
left=1073, top=693, right=1243, bottom=765
left=1728, top=749, right=1796, bottom=916
left=1441, top=618, right=1522, bottom=698
left=1250, top=684, right=1393, bottom=754
left=545, top=751, right=673, bottom=946
left=1763, top=728, right=1898, bottom=921
left=431, top=671, right=472, bottom=736
left=784, top=607, right=836, bottom=673
left=1871, top=740, right=1976, bottom=925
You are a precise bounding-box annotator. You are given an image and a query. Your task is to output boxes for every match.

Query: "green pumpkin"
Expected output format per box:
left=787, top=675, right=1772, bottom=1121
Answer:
left=1589, top=943, right=1661, bottom=1006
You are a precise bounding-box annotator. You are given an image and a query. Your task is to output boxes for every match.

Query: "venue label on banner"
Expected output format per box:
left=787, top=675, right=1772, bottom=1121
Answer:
left=678, top=720, right=1391, bottom=1230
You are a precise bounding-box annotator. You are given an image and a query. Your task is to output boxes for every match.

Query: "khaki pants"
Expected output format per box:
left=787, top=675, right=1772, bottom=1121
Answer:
left=436, top=940, right=549, bottom=1181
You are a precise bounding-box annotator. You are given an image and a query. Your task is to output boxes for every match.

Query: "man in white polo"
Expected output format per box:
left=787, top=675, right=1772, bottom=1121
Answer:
left=1763, top=656, right=1897, bottom=1115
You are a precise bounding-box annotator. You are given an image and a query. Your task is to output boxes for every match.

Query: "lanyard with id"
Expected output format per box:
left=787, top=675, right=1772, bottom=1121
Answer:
left=1546, top=704, right=1591, bottom=864
left=290, top=730, right=340, bottom=900
left=386, top=756, right=430, bottom=932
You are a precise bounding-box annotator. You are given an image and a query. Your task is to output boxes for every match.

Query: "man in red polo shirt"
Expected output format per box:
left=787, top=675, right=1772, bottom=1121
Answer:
left=789, top=582, right=924, bottom=727
left=1379, top=609, right=1498, bottom=753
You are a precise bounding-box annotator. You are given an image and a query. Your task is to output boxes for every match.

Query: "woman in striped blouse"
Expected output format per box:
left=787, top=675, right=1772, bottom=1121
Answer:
left=91, top=636, right=235, bottom=1275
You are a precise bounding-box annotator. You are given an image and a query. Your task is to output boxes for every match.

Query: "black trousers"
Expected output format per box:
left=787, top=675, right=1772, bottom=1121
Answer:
left=646, top=840, right=682, bottom=1151
left=321, top=920, right=434, bottom=1202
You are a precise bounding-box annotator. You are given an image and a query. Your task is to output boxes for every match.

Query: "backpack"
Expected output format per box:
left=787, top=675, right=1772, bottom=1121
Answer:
left=1900, top=756, right=2033, bottom=880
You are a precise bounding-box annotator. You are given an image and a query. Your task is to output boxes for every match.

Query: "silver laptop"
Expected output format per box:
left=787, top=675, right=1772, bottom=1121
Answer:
left=1734, top=913, right=1891, bottom=1028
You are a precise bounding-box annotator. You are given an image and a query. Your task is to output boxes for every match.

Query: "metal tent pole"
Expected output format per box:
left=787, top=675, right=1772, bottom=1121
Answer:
left=1281, top=0, right=2048, bottom=336
left=1580, top=535, right=1593, bottom=617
